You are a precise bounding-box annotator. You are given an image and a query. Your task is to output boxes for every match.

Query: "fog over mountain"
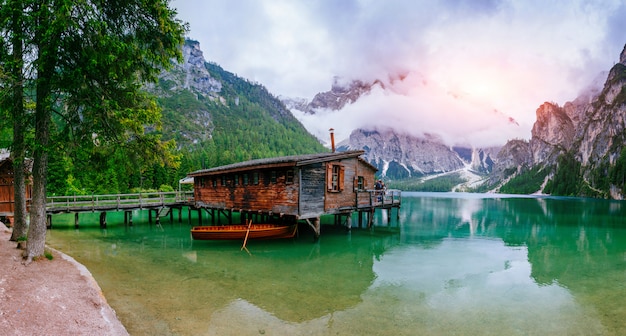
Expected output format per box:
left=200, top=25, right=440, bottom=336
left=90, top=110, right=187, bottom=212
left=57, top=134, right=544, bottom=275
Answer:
left=285, top=75, right=527, bottom=148
left=174, top=0, right=626, bottom=148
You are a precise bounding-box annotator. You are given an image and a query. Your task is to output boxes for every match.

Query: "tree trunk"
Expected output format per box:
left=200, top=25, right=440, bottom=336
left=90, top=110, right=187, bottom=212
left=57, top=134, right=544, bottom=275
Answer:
left=9, top=1, right=28, bottom=242
left=24, top=82, right=50, bottom=262
left=24, top=2, right=55, bottom=263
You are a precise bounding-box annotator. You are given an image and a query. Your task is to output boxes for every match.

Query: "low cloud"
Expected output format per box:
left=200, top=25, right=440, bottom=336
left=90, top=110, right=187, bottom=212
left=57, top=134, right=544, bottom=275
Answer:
left=174, top=0, right=626, bottom=147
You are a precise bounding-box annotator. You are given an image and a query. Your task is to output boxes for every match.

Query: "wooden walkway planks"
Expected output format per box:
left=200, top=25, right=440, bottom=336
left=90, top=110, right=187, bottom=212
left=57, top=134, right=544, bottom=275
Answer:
left=45, top=191, right=194, bottom=214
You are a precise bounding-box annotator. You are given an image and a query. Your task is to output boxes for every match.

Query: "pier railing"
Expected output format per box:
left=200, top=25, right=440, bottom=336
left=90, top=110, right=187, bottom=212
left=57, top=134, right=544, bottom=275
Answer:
left=46, top=191, right=195, bottom=213
left=356, top=189, right=402, bottom=209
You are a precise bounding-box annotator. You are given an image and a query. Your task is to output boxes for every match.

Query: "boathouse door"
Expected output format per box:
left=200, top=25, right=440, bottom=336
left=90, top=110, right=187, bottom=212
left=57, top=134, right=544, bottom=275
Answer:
left=298, top=164, right=325, bottom=218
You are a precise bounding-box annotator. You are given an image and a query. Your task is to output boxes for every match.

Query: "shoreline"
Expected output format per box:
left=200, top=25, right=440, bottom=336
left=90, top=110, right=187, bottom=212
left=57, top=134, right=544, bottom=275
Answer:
left=0, top=222, right=128, bottom=335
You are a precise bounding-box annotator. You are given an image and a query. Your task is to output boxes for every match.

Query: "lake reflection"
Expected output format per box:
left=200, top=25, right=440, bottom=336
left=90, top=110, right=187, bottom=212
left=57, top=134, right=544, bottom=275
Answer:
left=46, top=192, right=626, bottom=335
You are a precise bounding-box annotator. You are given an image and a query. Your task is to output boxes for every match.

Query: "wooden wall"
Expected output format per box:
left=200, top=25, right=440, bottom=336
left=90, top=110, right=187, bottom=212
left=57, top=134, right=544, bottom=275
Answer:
left=324, top=157, right=376, bottom=214
left=193, top=155, right=378, bottom=220
left=194, top=167, right=300, bottom=216
left=0, top=160, right=32, bottom=215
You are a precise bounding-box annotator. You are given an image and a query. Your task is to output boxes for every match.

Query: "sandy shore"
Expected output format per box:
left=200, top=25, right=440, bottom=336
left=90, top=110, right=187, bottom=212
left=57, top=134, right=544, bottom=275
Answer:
left=0, top=222, right=128, bottom=335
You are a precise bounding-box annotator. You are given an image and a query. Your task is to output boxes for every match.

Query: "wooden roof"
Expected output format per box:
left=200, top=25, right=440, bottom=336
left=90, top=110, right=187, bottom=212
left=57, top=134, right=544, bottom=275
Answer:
left=188, top=150, right=376, bottom=177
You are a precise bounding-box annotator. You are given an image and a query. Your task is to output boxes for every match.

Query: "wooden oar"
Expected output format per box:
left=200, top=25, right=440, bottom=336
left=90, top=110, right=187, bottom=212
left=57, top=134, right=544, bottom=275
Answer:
left=241, top=219, right=252, bottom=254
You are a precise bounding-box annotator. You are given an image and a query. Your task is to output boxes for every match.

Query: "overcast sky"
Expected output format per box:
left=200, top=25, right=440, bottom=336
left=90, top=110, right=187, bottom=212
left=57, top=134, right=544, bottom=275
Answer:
left=171, top=0, right=626, bottom=147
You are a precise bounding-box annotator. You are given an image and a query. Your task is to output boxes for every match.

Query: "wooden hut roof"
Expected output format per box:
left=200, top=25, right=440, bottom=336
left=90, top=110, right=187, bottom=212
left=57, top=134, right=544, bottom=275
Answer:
left=188, top=150, right=376, bottom=177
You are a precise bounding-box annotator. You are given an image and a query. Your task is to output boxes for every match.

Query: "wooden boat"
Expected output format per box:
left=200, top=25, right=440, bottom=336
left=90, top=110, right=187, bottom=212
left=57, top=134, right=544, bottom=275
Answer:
left=191, top=223, right=298, bottom=240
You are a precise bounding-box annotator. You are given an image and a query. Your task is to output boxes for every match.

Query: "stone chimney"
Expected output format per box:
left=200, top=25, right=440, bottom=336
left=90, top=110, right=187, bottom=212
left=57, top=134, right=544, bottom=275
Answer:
left=329, top=128, right=335, bottom=153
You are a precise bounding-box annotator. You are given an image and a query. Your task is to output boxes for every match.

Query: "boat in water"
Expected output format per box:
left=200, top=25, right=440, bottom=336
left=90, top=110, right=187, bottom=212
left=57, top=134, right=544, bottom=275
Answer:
left=191, top=223, right=298, bottom=240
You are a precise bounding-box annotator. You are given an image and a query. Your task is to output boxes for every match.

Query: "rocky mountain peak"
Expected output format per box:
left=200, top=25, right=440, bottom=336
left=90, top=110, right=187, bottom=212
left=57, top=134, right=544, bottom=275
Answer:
left=491, top=43, right=626, bottom=197
left=283, top=78, right=379, bottom=115
left=337, top=128, right=467, bottom=178
left=530, top=102, right=575, bottom=158
left=308, top=78, right=377, bottom=112
left=180, top=40, right=222, bottom=94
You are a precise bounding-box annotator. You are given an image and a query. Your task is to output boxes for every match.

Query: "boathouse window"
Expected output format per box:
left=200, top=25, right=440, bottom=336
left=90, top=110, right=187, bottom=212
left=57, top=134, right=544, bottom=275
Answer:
left=270, top=170, right=277, bottom=184
left=286, top=170, right=294, bottom=184
left=234, top=174, right=239, bottom=186
left=212, top=178, right=217, bottom=187
left=327, top=164, right=345, bottom=192
left=200, top=178, right=206, bottom=188
left=252, top=172, right=259, bottom=185
left=221, top=175, right=226, bottom=186
left=243, top=173, right=249, bottom=185
left=357, top=176, right=364, bottom=190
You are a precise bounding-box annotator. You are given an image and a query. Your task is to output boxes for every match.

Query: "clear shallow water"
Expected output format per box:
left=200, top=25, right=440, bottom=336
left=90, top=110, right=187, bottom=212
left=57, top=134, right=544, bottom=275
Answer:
left=46, top=192, right=626, bottom=335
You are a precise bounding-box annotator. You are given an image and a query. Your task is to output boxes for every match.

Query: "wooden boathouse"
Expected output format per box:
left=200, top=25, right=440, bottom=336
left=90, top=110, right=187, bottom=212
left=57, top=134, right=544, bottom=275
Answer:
left=187, top=150, right=401, bottom=238
left=0, top=151, right=32, bottom=225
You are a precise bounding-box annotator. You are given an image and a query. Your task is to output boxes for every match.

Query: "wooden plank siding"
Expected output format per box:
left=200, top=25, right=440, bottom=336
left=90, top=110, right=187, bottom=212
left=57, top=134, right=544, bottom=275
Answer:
left=0, top=157, right=32, bottom=218
left=188, top=151, right=382, bottom=221
left=323, top=157, right=376, bottom=215
left=194, top=167, right=300, bottom=215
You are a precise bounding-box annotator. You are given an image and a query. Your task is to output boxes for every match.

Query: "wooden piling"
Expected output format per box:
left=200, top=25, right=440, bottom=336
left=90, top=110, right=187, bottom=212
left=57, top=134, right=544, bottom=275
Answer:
left=124, top=210, right=133, bottom=226
left=358, top=211, right=364, bottom=228
left=99, top=212, right=107, bottom=229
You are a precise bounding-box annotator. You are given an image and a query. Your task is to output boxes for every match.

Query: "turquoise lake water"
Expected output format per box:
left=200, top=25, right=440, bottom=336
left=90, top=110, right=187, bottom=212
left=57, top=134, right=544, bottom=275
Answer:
left=45, top=192, right=626, bottom=335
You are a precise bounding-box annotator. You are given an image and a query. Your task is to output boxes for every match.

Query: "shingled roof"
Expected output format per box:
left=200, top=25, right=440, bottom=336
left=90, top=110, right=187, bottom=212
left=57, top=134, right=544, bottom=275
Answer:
left=188, top=150, right=374, bottom=176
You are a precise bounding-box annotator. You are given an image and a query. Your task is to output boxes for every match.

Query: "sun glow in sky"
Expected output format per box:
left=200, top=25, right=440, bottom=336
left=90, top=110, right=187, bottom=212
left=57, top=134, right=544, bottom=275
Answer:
left=172, top=0, right=626, bottom=147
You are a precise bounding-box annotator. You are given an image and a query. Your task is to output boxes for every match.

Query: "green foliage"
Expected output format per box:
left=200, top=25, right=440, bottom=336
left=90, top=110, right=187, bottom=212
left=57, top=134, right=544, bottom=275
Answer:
left=503, top=167, right=517, bottom=178
left=158, top=60, right=326, bottom=177
left=609, top=147, right=626, bottom=193
left=158, top=184, right=174, bottom=192
left=387, top=173, right=466, bottom=192
left=589, top=159, right=610, bottom=194
left=544, top=152, right=581, bottom=196
left=499, top=165, right=550, bottom=194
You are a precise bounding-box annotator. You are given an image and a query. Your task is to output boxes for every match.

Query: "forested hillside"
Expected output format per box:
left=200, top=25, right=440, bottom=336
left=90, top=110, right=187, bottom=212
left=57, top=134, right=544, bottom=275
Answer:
left=159, top=60, right=327, bottom=188
left=42, top=40, right=326, bottom=196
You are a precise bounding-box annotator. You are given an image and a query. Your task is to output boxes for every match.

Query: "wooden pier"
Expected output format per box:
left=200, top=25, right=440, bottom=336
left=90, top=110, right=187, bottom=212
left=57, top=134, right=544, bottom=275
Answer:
left=45, top=191, right=194, bottom=229
left=355, top=189, right=401, bottom=228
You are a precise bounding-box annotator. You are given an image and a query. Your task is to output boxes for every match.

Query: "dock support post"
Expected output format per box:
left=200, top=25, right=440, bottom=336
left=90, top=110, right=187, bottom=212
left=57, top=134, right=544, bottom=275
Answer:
left=74, top=213, right=79, bottom=229
left=197, top=208, right=202, bottom=226
left=124, top=211, right=133, bottom=226
left=99, top=212, right=107, bottom=229
left=358, top=211, right=363, bottom=228
left=312, top=217, right=320, bottom=241
left=148, top=209, right=153, bottom=224
left=346, top=213, right=352, bottom=231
